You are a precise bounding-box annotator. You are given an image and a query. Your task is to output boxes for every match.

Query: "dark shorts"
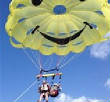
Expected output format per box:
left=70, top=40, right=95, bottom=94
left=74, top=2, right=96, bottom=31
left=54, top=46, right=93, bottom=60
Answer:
left=41, top=90, right=48, bottom=93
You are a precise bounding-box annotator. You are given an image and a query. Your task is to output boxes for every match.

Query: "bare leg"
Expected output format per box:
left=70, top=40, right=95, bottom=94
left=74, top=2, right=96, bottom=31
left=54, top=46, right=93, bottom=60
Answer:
left=45, top=92, right=48, bottom=102
left=38, top=93, right=43, bottom=102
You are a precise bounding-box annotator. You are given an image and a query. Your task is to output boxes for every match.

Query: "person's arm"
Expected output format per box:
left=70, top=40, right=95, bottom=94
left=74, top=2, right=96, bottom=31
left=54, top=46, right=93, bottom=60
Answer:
left=59, top=86, right=62, bottom=91
left=47, top=84, right=51, bottom=91
left=38, top=86, right=41, bottom=93
left=57, top=84, right=62, bottom=91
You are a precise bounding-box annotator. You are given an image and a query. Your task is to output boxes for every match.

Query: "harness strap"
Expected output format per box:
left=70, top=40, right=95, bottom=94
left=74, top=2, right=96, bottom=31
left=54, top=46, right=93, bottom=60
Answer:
left=40, top=67, right=59, bottom=74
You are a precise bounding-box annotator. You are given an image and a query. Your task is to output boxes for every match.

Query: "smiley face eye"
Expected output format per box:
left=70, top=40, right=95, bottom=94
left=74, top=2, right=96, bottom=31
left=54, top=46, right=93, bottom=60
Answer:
left=31, top=0, right=43, bottom=6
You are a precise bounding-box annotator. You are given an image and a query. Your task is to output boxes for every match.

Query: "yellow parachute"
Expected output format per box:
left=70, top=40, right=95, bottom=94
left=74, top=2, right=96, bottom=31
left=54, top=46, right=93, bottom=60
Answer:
left=6, top=0, right=110, bottom=55
left=102, top=3, right=110, bottom=29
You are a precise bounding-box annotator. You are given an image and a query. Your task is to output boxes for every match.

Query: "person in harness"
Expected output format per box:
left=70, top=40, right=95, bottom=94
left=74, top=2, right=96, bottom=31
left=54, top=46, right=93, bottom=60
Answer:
left=38, top=80, right=50, bottom=102
left=49, top=83, right=61, bottom=97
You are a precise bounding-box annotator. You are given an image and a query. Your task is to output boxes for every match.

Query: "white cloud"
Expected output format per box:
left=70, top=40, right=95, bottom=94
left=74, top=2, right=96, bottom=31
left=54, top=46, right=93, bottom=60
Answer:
left=54, top=93, right=104, bottom=102
left=104, top=32, right=110, bottom=39
left=105, top=78, right=110, bottom=89
left=90, top=40, right=110, bottom=59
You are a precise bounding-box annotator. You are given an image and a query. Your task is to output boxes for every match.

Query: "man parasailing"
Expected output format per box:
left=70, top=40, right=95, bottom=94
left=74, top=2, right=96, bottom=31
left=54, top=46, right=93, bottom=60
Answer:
left=38, top=80, right=50, bottom=102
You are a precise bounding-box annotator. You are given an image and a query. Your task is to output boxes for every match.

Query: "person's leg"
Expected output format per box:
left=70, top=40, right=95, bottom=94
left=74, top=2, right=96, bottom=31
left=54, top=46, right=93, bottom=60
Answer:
left=45, top=92, right=49, bottom=102
left=38, top=93, right=43, bottom=102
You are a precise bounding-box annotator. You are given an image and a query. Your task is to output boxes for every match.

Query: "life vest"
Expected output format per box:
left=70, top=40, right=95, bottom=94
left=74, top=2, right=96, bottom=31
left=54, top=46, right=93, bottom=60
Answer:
left=40, top=84, right=50, bottom=91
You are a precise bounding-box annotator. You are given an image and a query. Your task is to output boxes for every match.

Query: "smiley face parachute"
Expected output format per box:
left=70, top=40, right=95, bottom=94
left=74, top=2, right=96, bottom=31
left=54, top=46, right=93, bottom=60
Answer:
left=5, top=0, right=110, bottom=100
left=101, top=1, right=110, bottom=39
left=102, top=3, right=110, bottom=29
left=6, top=0, right=110, bottom=55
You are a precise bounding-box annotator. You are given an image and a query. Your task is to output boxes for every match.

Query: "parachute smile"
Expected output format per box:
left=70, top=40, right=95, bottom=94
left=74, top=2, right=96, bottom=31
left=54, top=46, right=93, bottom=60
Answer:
left=32, top=22, right=93, bottom=45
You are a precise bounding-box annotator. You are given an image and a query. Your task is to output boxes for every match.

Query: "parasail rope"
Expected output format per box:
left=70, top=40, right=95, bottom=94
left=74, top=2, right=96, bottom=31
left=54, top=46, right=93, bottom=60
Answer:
left=31, top=51, right=39, bottom=66
left=56, top=56, right=64, bottom=67
left=23, top=48, right=40, bottom=70
left=44, top=56, right=53, bottom=69
left=59, top=53, right=82, bottom=69
left=58, top=56, right=67, bottom=67
left=31, top=51, right=42, bottom=70
left=13, top=80, right=37, bottom=102
left=38, top=53, right=42, bottom=69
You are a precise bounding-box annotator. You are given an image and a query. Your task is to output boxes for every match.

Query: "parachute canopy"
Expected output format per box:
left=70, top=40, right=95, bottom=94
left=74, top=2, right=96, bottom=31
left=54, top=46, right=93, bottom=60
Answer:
left=102, top=3, right=110, bottom=28
left=6, top=0, right=110, bottom=55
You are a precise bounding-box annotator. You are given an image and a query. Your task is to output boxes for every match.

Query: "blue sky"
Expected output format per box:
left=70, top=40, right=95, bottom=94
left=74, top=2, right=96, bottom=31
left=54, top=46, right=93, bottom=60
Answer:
left=0, top=0, right=110, bottom=102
